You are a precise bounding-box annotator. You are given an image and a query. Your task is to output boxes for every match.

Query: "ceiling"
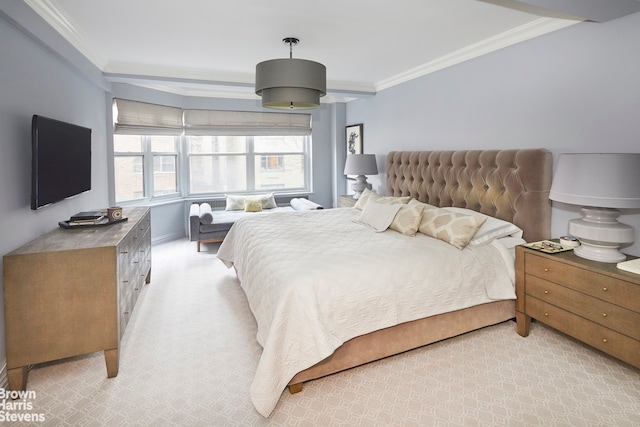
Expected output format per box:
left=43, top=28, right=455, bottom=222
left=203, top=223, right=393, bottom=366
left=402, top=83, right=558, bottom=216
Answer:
left=25, top=0, right=590, bottom=101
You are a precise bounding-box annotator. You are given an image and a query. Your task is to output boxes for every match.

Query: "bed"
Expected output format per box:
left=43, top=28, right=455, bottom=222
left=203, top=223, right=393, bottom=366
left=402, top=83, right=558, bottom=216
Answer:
left=217, top=148, right=552, bottom=417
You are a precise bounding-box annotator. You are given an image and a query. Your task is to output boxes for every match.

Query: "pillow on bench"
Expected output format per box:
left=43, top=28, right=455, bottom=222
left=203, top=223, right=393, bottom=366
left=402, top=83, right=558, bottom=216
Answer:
left=199, top=203, right=214, bottom=224
left=225, top=193, right=277, bottom=211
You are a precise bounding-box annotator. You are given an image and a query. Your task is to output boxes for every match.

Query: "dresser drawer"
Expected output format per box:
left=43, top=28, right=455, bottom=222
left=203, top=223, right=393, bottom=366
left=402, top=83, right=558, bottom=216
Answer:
left=525, top=252, right=640, bottom=312
left=527, top=296, right=640, bottom=369
left=526, top=274, right=640, bottom=341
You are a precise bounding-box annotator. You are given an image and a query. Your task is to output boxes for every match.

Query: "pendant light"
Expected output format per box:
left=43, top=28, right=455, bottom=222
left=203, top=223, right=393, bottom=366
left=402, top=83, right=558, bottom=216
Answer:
left=255, top=37, right=326, bottom=110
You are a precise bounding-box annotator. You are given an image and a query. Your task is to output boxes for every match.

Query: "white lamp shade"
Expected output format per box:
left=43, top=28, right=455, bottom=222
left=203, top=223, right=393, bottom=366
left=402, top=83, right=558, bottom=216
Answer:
left=344, top=154, right=378, bottom=176
left=549, top=153, right=640, bottom=262
left=549, top=153, right=640, bottom=208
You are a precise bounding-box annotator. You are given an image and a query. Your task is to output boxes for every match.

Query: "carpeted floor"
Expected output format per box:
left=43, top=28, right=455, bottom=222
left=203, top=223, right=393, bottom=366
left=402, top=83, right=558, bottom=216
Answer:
left=6, top=238, right=640, bottom=426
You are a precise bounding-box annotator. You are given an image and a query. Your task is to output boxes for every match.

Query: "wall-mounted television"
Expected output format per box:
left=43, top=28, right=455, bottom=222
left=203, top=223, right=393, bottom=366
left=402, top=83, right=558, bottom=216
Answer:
left=31, top=115, right=92, bottom=210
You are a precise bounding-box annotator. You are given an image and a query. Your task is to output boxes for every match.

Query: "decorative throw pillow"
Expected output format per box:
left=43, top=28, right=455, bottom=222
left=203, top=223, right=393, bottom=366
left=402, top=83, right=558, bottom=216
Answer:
left=199, top=203, right=214, bottom=224
left=254, top=192, right=277, bottom=209
left=225, top=194, right=246, bottom=211
left=443, top=207, right=523, bottom=246
left=389, top=202, right=425, bottom=236
left=225, top=193, right=278, bottom=211
left=244, top=200, right=263, bottom=212
left=354, top=199, right=403, bottom=232
left=354, top=188, right=412, bottom=210
left=353, top=188, right=375, bottom=210
left=410, top=200, right=487, bottom=249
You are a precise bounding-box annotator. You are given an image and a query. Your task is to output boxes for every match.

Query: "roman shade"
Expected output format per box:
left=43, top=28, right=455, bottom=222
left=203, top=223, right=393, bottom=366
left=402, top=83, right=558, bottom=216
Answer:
left=183, top=109, right=311, bottom=136
left=113, top=98, right=183, bottom=135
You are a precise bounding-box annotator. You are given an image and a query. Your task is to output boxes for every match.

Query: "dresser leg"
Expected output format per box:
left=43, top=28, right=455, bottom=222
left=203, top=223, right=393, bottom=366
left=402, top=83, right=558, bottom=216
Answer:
left=516, top=311, right=531, bottom=337
left=104, top=348, right=119, bottom=378
left=6, top=366, right=28, bottom=391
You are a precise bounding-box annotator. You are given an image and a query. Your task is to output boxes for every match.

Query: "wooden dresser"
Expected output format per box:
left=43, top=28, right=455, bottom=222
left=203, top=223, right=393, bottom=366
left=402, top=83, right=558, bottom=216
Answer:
left=3, top=207, right=151, bottom=391
left=515, top=245, right=640, bottom=369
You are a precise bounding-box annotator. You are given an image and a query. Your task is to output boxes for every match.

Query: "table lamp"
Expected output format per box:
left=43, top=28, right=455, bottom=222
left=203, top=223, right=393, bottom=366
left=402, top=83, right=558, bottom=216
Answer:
left=549, top=153, right=640, bottom=262
left=344, top=154, right=378, bottom=199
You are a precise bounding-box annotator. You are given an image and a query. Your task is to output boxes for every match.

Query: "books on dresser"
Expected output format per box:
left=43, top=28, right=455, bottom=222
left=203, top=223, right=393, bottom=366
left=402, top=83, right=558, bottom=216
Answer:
left=617, top=258, right=640, bottom=275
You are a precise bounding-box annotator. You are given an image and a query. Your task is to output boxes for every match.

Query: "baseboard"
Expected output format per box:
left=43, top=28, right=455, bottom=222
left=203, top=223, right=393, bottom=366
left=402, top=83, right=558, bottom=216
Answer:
left=152, top=232, right=185, bottom=246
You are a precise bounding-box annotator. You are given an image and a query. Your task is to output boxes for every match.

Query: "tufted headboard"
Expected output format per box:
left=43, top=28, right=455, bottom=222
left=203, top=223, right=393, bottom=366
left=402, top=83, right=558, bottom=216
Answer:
left=386, top=149, right=553, bottom=242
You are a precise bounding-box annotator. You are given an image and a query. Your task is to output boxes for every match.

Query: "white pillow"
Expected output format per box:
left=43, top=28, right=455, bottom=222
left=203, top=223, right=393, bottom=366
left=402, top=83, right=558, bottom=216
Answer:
left=443, top=207, right=523, bottom=246
left=354, top=199, right=403, bottom=232
left=225, top=194, right=247, bottom=211
left=199, top=203, right=214, bottom=224
left=354, top=188, right=412, bottom=211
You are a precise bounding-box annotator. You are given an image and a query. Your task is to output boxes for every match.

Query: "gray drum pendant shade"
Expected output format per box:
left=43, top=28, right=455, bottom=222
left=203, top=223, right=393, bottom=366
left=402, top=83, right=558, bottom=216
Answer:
left=255, top=38, right=326, bottom=110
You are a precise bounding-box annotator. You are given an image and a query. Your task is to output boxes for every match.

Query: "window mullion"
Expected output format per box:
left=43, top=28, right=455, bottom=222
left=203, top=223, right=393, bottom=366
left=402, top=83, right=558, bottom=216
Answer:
left=144, top=135, right=153, bottom=199
left=246, top=136, right=255, bottom=191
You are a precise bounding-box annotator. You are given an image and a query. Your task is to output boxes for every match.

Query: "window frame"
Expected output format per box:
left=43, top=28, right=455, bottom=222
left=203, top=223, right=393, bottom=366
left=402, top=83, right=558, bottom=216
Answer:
left=113, top=135, right=180, bottom=204
left=185, top=134, right=311, bottom=196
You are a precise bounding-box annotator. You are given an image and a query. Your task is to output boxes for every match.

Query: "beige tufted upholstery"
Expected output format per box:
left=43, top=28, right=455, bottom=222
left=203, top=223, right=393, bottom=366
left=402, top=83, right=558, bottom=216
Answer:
left=386, top=149, right=552, bottom=242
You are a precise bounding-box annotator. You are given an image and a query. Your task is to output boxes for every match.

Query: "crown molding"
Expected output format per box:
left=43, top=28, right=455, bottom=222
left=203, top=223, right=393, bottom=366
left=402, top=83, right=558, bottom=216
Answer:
left=24, top=0, right=107, bottom=69
left=375, top=17, right=580, bottom=92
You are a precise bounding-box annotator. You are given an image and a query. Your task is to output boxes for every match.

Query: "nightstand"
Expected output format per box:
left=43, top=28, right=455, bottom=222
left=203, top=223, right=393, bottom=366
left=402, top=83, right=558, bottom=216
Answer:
left=515, top=244, right=640, bottom=369
left=337, top=195, right=357, bottom=208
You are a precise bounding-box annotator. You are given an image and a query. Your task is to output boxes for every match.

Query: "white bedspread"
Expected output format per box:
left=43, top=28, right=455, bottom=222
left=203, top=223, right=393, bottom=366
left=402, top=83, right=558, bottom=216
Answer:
left=217, top=208, right=516, bottom=417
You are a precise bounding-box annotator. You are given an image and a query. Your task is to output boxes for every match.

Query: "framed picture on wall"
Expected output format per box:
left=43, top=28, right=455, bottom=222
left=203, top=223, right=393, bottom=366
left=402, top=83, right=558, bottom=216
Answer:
left=346, top=124, right=363, bottom=156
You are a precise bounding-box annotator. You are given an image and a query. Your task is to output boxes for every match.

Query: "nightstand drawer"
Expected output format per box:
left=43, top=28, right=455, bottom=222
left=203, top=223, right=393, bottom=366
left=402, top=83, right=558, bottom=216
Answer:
left=526, top=275, right=640, bottom=341
left=525, top=252, right=640, bottom=312
left=527, top=296, right=640, bottom=368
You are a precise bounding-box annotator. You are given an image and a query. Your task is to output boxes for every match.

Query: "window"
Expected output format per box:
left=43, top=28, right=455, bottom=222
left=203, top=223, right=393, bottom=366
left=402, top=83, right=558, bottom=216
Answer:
left=112, top=99, right=312, bottom=203
left=113, top=135, right=178, bottom=202
left=187, top=135, right=309, bottom=194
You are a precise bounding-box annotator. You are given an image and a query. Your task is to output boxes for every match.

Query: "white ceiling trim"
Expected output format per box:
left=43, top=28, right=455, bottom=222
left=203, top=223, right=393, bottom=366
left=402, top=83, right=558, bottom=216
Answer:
left=25, top=0, right=107, bottom=69
left=25, top=0, right=581, bottom=100
left=376, top=16, right=580, bottom=92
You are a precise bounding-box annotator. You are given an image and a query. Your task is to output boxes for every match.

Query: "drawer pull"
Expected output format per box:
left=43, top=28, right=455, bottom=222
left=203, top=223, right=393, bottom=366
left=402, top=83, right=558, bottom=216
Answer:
left=602, top=313, right=607, bottom=318
left=544, top=312, right=549, bottom=317
left=544, top=290, right=549, bottom=294
left=602, top=287, right=608, bottom=292
left=602, top=338, right=608, bottom=343
left=544, top=268, right=549, bottom=272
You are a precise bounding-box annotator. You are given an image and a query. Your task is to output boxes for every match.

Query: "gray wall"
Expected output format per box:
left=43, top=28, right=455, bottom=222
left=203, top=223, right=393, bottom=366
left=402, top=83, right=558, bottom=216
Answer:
left=0, top=6, right=110, bottom=374
left=346, top=12, right=640, bottom=256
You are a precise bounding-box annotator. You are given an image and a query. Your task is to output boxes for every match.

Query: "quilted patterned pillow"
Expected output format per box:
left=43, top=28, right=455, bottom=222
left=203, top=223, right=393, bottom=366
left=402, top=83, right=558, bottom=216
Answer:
left=389, top=202, right=425, bottom=236
left=410, top=200, right=487, bottom=249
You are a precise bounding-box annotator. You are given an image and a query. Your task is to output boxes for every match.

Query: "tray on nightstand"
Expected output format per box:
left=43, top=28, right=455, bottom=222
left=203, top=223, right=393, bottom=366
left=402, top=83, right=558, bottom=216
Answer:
left=523, top=240, right=574, bottom=254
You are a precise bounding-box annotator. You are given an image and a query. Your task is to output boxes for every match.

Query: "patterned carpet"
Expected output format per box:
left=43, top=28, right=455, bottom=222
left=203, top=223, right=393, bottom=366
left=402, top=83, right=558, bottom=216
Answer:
left=5, top=238, right=639, bottom=426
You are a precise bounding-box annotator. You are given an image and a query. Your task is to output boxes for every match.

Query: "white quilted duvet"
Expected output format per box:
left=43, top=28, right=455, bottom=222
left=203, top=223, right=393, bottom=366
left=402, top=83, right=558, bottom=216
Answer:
left=217, top=208, right=516, bottom=417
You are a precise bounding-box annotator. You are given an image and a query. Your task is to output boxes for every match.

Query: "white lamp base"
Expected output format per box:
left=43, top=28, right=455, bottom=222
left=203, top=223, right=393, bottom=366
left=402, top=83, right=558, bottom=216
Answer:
left=351, top=175, right=372, bottom=199
left=568, top=207, right=634, bottom=263
left=573, top=243, right=627, bottom=263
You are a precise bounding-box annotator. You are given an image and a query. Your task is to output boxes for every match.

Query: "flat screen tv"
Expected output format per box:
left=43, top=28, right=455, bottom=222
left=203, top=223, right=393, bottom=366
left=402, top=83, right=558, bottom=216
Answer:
left=31, top=115, right=92, bottom=210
